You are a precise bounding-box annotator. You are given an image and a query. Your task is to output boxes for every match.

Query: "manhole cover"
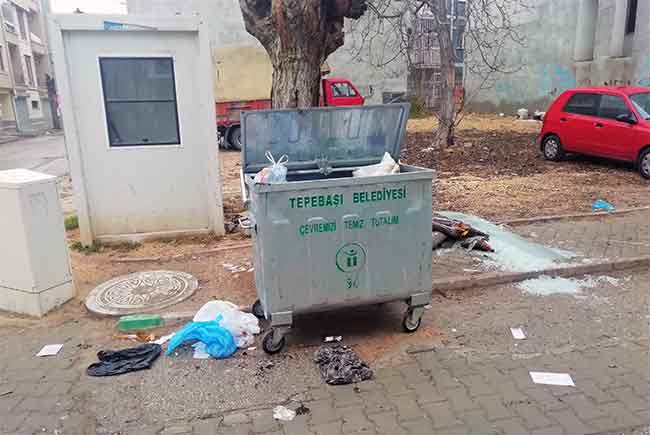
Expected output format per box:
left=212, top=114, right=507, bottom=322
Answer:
left=85, top=270, right=198, bottom=316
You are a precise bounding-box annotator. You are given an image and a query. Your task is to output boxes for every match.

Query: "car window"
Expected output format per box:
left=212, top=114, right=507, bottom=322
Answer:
left=630, top=93, right=650, bottom=120
left=563, top=93, right=600, bottom=116
left=598, top=95, right=633, bottom=120
left=331, top=82, right=357, bottom=97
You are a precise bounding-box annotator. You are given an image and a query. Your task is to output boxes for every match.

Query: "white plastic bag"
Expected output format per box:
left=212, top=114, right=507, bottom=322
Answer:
left=253, top=151, right=289, bottom=184
left=352, top=152, right=400, bottom=178
left=193, top=300, right=261, bottom=348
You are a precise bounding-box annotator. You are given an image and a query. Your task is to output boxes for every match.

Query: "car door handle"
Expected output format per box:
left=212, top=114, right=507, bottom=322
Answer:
left=560, top=117, right=568, bottom=122
left=595, top=122, right=604, bottom=128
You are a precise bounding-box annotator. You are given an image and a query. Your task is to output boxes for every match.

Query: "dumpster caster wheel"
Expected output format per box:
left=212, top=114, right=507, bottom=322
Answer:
left=251, top=299, right=265, bottom=319
left=402, top=312, right=421, bottom=333
left=262, top=329, right=286, bottom=354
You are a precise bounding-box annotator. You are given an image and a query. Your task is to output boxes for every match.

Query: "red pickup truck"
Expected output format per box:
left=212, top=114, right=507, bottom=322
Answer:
left=217, top=77, right=365, bottom=150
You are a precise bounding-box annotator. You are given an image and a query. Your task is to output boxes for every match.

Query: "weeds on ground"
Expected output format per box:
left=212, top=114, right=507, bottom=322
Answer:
left=69, top=240, right=101, bottom=254
left=64, top=215, right=79, bottom=231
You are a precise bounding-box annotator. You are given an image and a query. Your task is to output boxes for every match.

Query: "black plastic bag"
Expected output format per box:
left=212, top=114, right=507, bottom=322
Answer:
left=314, top=344, right=373, bottom=385
left=87, top=343, right=162, bottom=377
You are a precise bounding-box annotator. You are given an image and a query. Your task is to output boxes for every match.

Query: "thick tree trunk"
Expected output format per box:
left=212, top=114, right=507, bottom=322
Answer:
left=268, top=49, right=323, bottom=108
left=434, top=0, right=456, bottom=148
left=240, top=0, right=367, bottom=109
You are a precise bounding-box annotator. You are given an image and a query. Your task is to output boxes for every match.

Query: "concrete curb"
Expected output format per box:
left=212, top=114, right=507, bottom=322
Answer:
left=498, top=206, right=650, bottom=227
left=433, top=255, right=650, bottom=296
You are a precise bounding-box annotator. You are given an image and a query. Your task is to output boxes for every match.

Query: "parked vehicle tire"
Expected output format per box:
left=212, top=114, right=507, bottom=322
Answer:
left=542, top=134, right=565, bottom=161
left=639, top=149, right=650, bottom=179
left=228, top=126, right=242, bottom=151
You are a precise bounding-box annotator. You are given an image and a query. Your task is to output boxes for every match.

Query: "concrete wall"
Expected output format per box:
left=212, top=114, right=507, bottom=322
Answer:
left=126, top=0, right=407, bottom=104
left=468, top=0, right=650, bottom=114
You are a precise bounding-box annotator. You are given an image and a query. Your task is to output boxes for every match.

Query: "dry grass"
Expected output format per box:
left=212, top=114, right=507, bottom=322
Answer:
left=407, top=112, right=542, bottom=134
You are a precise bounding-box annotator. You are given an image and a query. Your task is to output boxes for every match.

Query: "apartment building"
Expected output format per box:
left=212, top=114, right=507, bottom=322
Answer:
left=0, top=0, right=54, bottom=136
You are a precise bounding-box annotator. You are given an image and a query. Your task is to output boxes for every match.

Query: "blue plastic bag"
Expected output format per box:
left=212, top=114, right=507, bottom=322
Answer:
left=592, top=199, right=615, bottom=212
left=165, top=315, right=237, bottom=359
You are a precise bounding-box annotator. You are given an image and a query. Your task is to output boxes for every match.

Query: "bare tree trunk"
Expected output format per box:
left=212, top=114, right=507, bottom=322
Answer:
left=268, top=47, right=323, bottom=108
left=240, top=0, right=367, bottom=109
left=434, top=0, right=456, bottom=148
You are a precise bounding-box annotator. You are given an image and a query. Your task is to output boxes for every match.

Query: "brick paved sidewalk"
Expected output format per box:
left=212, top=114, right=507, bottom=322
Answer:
left=142, top=340, right=650, bottom=435
left=514, top=211, right=650, bottom=260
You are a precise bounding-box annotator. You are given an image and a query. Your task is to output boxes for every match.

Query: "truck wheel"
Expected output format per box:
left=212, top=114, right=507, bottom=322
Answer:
left=228, top=126, right=242, bottom=151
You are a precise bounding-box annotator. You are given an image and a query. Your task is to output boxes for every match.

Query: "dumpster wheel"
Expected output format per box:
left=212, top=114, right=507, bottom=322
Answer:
left=402, top=310, right=422, bottom=333
left=262, top=329, right=286, bottom=354
left=251, top=299, right=265, bottom=319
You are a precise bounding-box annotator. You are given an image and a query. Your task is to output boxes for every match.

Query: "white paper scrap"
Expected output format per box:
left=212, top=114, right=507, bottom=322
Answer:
left=273, top=405, right=296, bottom=421
left=510, top=328, right=526, bottom=340
left=36, top=344, right=63, bottom=357
left=529, top=372, right=575, bottom=387
left=324, top=336, right=343, bottom=343
left=192, top=342, right=210, bottom=359
left=153, top=334, right=174, bottom=345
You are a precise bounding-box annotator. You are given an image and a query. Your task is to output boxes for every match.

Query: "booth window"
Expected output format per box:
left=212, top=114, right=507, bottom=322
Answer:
left=99, top=57, right=180, bottom=147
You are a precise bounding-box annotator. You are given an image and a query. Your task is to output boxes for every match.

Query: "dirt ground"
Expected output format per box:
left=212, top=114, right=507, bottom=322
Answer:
left=402, top=113, right=649, bottom=220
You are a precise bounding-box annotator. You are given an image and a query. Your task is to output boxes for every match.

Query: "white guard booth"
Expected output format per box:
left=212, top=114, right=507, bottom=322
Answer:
left=49, top=15, right=224, bottom=245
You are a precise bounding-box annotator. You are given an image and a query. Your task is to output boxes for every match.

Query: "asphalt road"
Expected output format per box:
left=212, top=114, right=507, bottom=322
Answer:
left=0, top=133, right=68, bottom=177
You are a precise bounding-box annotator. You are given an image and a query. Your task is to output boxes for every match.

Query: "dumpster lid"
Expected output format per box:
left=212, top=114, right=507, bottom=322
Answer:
left=241, top=103, right=411, bottom=173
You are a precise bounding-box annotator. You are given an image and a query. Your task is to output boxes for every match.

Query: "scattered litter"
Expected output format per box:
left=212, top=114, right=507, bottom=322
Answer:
left=592, top=199, right=615, bottom=212
left=254, top=151, right=288, bottom=184
left=295, top=404, right=310, bottom=415
left=432, top=216, right=493, bottom=252
left=193, top=300, right=260, bottom=348
left=517, top=108, right=529, bottom=120
left=0, top=390, right=12, bottom=397
left=353, top=152, right=400, bottom=177
left=114, top=331, right=156, bottom=343
left=529, top=371, right=575, bottom=387
left=324, top=336, right=342, bottom=343
left=117, top=314, right=164, bottom=332
left=222, top=263, right=251, bottom=273
left=166, top=316, right=237, bottom=359
left=153, top=333, right=174, bottom=345
left=532, top=111, right=546, bottom=121
left=438, top=212, right=575, bottom=272
left=518, top=274, right=622, bottom=296
left=247, top=346, right=257, bottom=351
left=87, top=343, right=162, bottom=377
left=510, top=327, right=526, bottom=340
left=451, top=328, right=457, bottom=333
left=273, top=405, right=296, bottom=421
left=314, top=344, right=373, bottom=385
left=36, top=344, right=63, bottom=357
left=192, top=342, right=211, bottom=359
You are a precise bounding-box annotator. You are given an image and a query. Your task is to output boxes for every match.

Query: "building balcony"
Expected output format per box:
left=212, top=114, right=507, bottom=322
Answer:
left=30, top=38, right=46, bottom=54
left=4, top=26, right=21, bottom=45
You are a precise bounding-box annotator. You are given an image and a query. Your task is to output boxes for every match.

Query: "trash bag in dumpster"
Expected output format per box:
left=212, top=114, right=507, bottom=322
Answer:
left=87, top=343, right=162, bottom=377
left=314, top=344, right=373, bottom=385
left=253, top=151, right=288, bottom=184
left=165, top=316, right=237, bottom=359
left=193, top=300, right=260, bottom=348
left=352, top=152, right=400, bottom=178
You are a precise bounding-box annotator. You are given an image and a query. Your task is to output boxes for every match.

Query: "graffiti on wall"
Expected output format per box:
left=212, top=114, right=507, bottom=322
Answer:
left=494, top=63, right=577, bottom=106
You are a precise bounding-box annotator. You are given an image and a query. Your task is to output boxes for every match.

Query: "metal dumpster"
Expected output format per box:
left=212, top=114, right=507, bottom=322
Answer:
left=240, top=104, right=433, bottom=353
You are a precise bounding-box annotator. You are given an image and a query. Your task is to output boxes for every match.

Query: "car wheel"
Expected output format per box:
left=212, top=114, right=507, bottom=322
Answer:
left=542, top=134, right=564, bottom=161
left=639, top=149, right=650, bottom=180
left=228, top=126, right=242, bottom=151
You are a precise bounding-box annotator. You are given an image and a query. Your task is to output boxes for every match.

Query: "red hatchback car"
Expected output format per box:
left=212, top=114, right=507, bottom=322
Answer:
left=540, top=86, right=650, bottom=179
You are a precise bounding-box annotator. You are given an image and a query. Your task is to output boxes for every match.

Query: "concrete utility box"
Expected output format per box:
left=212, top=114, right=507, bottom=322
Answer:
left=49, top=15, right=224, bottom=245
left=0, top=169, right=75, bottom=317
